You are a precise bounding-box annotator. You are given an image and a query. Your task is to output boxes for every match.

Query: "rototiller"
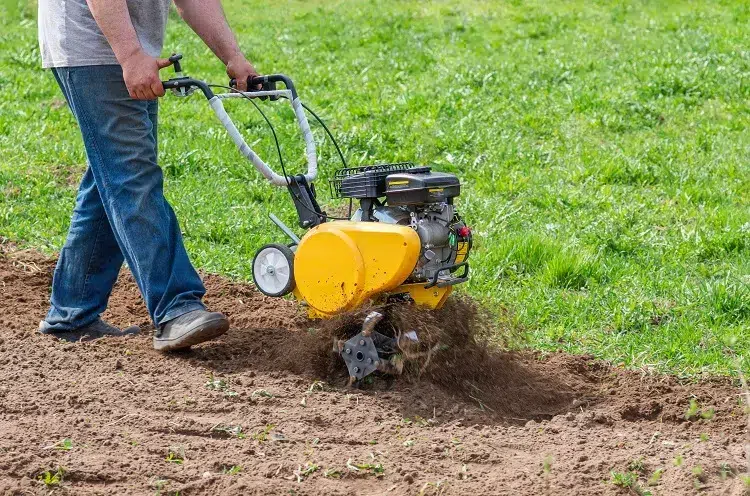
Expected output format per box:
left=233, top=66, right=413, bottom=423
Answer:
left=162, top=55, right=472, bottom=381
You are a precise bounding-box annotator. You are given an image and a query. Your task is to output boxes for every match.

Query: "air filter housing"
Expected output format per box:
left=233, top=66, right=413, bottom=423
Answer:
left=385, top=169, right=461, bottom=205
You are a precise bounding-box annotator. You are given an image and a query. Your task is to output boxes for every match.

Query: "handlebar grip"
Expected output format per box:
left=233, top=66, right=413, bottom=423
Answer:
left=229, top=76, right=265, bottom=89
left=228, top=74, right=298, bottom=99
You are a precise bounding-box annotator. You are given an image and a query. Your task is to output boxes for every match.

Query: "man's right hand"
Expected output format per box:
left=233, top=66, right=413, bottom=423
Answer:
left=121, top=51, right=173, bottom=100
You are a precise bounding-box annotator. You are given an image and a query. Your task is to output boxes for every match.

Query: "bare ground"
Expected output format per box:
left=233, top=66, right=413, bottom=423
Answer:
left=0, top=246, right=747, bottom=495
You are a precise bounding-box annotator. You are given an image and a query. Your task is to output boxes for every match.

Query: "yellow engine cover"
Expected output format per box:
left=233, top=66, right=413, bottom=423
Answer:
left=293, top=221, right=421, bottom=317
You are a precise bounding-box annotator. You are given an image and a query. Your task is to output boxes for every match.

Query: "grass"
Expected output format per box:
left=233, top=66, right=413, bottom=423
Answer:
left=1, top=0, right=748, bottom=375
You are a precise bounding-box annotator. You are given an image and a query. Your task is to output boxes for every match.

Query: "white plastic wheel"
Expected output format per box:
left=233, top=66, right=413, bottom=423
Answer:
left=252, top=243, right=295, bottom=297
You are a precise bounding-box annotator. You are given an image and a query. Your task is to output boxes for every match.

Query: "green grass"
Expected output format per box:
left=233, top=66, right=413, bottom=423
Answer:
left=1, top=0, right=748, bottom=375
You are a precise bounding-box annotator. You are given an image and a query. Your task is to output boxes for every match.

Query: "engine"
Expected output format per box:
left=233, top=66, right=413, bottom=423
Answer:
left=333, top=163, right=471, bottom=286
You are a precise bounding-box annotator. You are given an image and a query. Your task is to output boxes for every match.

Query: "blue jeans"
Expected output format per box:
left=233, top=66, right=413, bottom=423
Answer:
left=43, top=65, right=206, bottom=331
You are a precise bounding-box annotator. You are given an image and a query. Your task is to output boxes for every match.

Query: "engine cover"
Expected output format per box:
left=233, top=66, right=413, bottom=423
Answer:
left=293, top=221, right=420, bottom=317
left=385, top=169, right=461, bottom=205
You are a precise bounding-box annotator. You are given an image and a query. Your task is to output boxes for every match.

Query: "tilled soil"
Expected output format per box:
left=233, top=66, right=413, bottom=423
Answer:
left=0, top=246, right=747, bottom=495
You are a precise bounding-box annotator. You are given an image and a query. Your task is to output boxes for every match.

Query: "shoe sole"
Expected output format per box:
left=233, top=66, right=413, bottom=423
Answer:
left=153, top=317, right=229, bottom=352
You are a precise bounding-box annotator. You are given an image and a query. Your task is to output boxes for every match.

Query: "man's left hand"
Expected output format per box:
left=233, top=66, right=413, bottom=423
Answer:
left=226, top=55, right=261, bottom=92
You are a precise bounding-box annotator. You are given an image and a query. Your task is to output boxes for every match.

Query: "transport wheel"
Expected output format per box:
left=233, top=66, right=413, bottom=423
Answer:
left=252, top=243, right=295, bottom=297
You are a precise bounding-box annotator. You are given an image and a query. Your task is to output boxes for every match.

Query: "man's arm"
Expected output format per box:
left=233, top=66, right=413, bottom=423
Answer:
left=173, top=0, right=259, bottom=92
left=86, top=0, right=171, bottom=100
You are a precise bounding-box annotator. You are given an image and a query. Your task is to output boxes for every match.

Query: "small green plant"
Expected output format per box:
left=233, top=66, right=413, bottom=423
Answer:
left=542, top=455, right=553, bottom=474
left=306, top=381, right=327, bottom=394
left=44, top=438, right=73, bottom=451
left=38, top=467, right=65, bottom=487
left=692, top=465, right=706, bottom=482
left=253, top=424, right=276, bottom=442
left=685, top=398, right=716, bottom=421
left=700, top=407, right=715, bottom=420
left=610, top=471, right=636, bottom=488
left=151, top=477, right=169, bottom=495
left=323, top=468, right=341, bottom=479
left=294, top=462, right=320, bottom=482
left=699, top=433, right=709, bottom=442
left=205, top=373, right=227, bottom=390
left=402, top=416, right=431, bottom=428
left=212, top=424, right=246, bottom=439
left=610, top=470, right=652, bottom=495
left=674, top=454, right=684, bottom=466
left=685, top=398, right=700, bottom=420
left=647, top=468, right=664, bottom=486
left=628, top=457, right=646, bottom=473
left=205, top=373, right=238, bottom=397
left=251, top=389, right=274, bottom=399
left=165, top=447, right=185, bottom=464
left=222, top=465, right=242, bottom=475
left=718, top=463, right=732, bottom=481
left=346, top=459, right=385, bottom=476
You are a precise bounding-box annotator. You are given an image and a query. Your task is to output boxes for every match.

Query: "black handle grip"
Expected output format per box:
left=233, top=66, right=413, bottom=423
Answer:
left=161, top=78, right=214, bottom=99
left=229, top=76, right=266, bottom=88
left=168, top=53, right=182, bottom=73
left=228, top=74, right=297, bottom=99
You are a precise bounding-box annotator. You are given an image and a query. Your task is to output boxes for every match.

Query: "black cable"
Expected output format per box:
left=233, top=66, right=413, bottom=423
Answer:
left=299, top=101, right=348, bottom=169
left=208, top=84, right=352, bottom=221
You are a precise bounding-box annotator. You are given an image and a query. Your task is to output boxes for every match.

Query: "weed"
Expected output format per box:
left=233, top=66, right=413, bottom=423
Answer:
left=253, top=424, right=276, bottom=442
left=701, top=407, right=716, bottom=420
left=719, top=463, right=733, bottom=481
left=212, top=424, right=246, bottom=439
left=628, top=457, right=646, bottom=473
left=610, top=470, right=651, bottom=496
left=610, top=471, right=636, bottom=488
left=44, top=438, right=73, bottom=451
left=685, top=398, right=700, bottom=420
left=294, top=462, right=320, bottom=482
left=323, top=468, right=342, bottom=479
left=306, top=381, right=327, bottom=394
left=38, top=467, right=64, bottom=487
left=251, top=389, right=274, bottom=399
left=542, top=455, right=553, bottom=474
left=699, top=433, right=709, bottom=442
left=346, top=458, right=385, bottom=476
left=165, top=446, right=185, bottom=464
left=205, top=373, right=238, bottom=397
left=674, top=455, right=684, bottom=467
left=222, top=465, right=242, bottom=475
left=151, top=477, right=169, bottom=495
left=647, top=468, right=664, bottom=486
left=685, top=398, right=715, bottom=421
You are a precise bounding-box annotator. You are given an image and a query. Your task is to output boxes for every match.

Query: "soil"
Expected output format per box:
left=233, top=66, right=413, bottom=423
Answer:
left=0, top=246, right=747, bottom=495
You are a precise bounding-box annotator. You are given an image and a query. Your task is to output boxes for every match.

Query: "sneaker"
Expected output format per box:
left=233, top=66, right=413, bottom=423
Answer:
left=153, top=309, right=229, bottom=352
left=38, top=319, right=140, bottom=342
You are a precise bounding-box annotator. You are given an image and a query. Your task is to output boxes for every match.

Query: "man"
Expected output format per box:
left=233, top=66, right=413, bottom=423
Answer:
left=37, top=0, right=258, bottom=350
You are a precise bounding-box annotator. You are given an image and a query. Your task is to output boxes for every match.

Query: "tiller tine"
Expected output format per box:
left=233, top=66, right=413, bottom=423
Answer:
left=337, top=311, right=404, bottom=383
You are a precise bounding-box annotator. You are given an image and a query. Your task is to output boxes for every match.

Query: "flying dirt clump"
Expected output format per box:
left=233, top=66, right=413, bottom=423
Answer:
left=285, top=296, right=544, bottom=410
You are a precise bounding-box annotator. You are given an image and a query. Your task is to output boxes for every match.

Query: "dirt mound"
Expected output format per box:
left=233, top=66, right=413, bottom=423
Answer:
left=0, top=247, right=747, bottom=495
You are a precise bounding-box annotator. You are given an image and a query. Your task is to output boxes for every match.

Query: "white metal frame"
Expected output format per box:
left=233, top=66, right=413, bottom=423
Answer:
left=207, top=89, right=317, bottom=186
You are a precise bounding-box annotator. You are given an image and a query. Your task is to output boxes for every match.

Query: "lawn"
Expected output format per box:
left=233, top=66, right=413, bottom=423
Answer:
left=0, top=0, right=747, bottom=375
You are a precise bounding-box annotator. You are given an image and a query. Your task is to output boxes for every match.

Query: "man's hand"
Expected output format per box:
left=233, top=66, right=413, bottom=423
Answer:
left=226, top=55, right=260, bottom=92
left=121, top=51, right=173, bottom=100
